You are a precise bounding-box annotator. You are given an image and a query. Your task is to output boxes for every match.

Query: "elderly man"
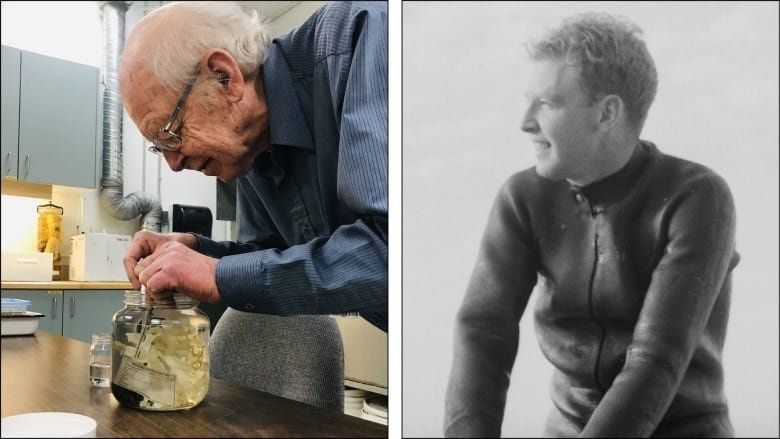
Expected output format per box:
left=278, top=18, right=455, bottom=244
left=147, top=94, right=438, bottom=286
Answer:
left=445, top=12, right=739, bottom=437
left=119, top=1, right=388, bottom=332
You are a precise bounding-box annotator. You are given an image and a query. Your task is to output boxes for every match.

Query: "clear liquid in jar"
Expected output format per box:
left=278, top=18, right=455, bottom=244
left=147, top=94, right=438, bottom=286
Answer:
left=111, top=319, right=209, bottom=410
left=90, top=361, right=111, bottom=387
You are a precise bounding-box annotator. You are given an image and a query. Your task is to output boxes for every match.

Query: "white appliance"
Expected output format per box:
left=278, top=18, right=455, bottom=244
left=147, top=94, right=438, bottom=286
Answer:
left=1, top=251, right=53, bottom=281
left=69, top=233, right=131, bottom=281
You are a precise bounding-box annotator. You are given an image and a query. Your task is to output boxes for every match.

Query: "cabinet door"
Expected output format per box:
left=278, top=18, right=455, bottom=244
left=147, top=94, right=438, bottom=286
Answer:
left=1, top=45, right=20, bottom=180
left=1, top=289, right=63, bottom=335
left=18, top=50, right=98, bottom=188
left=62, top=290, right=124, bottom=343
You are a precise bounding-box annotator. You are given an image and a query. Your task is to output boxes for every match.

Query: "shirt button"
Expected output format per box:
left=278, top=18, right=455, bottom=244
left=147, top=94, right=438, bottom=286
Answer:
left=244, top=303, right=255, bottom=311
left=575, top=193, right=584, bottom=203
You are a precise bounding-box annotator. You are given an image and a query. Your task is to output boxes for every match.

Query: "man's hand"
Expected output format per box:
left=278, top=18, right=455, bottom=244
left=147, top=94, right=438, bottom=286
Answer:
left=123, top=231, right=199, bottom=287
left=131, top=239, right=221, bottom=304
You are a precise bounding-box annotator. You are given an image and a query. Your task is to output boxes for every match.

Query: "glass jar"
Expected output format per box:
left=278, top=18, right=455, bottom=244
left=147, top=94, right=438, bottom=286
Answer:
left=111, top=290, right=210, bottom=411
left=36, top=202, right=63, bottom=280
left=89, top=333, right=112, bottom=388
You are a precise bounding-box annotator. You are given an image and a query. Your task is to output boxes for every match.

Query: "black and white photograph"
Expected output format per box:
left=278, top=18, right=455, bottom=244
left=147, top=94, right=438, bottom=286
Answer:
left=403, top=1, right=778, bottom=437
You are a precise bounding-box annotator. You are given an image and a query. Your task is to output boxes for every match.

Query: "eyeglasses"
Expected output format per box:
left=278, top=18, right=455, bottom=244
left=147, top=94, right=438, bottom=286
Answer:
left=148, top=76, right=197, bottom=155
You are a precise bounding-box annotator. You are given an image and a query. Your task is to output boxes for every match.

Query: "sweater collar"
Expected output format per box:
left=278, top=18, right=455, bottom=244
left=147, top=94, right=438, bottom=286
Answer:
left=570, top=140, right=657, bottom=208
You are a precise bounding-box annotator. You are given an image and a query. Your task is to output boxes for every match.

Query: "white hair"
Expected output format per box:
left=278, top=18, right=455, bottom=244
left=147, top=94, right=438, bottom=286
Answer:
left=138, top=1, right=272, bottom=92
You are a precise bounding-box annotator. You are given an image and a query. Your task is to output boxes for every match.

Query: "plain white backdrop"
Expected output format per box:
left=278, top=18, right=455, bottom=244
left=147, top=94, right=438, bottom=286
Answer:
left=402, top=1, right=779, bottom=437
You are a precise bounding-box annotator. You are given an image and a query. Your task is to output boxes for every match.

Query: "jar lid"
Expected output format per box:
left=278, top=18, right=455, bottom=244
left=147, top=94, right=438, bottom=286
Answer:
left=0, top=412, right=96, bottom=438
left=123, top=290, right=199, bottom=307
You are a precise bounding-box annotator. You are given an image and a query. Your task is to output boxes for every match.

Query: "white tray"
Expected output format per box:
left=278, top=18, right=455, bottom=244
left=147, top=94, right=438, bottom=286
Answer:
left=1, top=312, right=44, bottom=336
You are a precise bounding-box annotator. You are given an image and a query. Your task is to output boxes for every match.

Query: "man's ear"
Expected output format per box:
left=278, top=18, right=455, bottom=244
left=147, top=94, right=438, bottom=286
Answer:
left=217, top=71, right=229, bottom=86
left=597, top=94, right=624, bottom=132
left=201, top=48, right=244, bottom=103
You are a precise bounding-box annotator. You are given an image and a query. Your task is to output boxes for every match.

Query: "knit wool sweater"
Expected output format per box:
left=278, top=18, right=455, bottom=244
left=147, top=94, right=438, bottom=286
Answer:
left=445, top=141, right=739, bottom=437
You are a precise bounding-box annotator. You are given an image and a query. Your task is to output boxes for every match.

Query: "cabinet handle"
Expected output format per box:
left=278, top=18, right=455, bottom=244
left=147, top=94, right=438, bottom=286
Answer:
left=51, top=297, right=57, bottom=319
left=4, top=151, right=11, bottom=176
left=70, top=296, right=76, bottom=318
left=24, top=154, right=30, bottom=179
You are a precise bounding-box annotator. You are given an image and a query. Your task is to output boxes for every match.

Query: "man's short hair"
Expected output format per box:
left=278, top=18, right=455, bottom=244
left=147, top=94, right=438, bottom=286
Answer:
left=528, top=12, right=658, bottom=131
left=126, top=1, right=271, bottom=94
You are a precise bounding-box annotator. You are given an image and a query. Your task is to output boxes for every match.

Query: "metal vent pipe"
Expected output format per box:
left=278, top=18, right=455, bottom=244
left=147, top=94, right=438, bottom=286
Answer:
left=98, top=1, right=162, bottom=232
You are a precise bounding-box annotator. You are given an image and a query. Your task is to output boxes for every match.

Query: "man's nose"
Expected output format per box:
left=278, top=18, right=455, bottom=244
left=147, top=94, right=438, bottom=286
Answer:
left=162, top=149, right=185, bottom=172
left=520, top=102, right=539, bottom=134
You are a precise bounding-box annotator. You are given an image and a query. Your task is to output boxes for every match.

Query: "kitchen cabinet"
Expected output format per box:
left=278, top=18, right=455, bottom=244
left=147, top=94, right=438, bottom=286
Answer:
left=61, top=290, right=124, bottom=342
left=1, top=290, right=123, bottom=343
left=1, top=45, right=99, bottom=188
left=1, top=46, right=21, bottom=179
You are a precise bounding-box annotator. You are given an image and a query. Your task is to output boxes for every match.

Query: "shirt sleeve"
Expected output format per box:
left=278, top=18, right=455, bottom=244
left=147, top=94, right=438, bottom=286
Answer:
left=444, top=179, right=538, bottom=437
left=194, top=179, right=290, bottom=258
left=206, top=2, right=389, bottom=331
left=581, top=173, right=738, bottom=437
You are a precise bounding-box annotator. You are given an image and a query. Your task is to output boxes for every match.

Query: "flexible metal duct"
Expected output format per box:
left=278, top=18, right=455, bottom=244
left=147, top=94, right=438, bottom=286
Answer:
left=99, top=1, right=162, bottom=232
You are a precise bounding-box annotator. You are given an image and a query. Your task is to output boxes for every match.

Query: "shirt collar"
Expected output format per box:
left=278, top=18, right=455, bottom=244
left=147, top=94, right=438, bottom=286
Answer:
left=252, top=150, right=286, bottom=186
left=261, top=43, right=314, bottom=151
left=573, top=140, right=657, bottom=207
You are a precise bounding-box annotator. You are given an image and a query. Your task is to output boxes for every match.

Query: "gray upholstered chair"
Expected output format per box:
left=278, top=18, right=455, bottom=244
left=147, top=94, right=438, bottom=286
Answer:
left=209, top=308, right=345, bottom=411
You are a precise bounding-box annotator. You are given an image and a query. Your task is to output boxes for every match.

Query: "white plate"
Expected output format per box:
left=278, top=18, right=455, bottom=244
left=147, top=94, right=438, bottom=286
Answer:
left=363, top=397, right=388, bottom=419
left=1, top=412, right=96, bottom=438
left=360, top=410, right=388, bottom=426
left=344, top=389, right=367, bottom=398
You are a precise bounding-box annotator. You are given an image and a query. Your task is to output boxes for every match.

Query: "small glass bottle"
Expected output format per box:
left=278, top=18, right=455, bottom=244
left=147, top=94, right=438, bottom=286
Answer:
left=89, top=333, right=112, bottom=387
left=111, top=290, right=210, bottom=411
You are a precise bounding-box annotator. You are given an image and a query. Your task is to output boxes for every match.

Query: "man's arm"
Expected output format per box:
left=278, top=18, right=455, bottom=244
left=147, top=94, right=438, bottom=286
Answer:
left=582, top=173, right=738, bottom=437
left=194, top=181, right=289, bottom=258
left=444, top=180, right=538, bottom=437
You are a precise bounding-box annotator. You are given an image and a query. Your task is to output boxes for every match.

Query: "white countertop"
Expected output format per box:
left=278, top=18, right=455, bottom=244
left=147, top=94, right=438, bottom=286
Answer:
left=1, top=281, right=133, bottom=290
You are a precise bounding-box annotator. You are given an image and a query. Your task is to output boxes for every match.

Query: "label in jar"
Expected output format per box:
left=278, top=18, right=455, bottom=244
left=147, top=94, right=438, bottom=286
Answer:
left=114, top=354, right=176, bottom=408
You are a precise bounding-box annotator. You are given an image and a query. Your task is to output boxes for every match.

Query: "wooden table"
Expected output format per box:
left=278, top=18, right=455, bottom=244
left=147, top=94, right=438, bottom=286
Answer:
left=1, top=331, right=387, bottom=437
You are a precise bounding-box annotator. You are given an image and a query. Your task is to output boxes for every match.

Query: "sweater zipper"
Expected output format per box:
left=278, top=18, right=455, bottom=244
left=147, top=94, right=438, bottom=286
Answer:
left=588, top=217, right=608, bottom=393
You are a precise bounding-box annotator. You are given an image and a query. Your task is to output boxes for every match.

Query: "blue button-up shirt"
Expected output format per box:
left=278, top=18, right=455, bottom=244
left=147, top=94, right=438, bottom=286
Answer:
left=194, top=1, right=388, bottom=331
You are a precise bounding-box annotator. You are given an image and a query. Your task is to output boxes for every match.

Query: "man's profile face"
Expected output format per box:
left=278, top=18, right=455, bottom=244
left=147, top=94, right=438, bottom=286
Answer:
left=121, top=67, right=262, bottom=183
left=521, top=58, right=602, bottom=183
